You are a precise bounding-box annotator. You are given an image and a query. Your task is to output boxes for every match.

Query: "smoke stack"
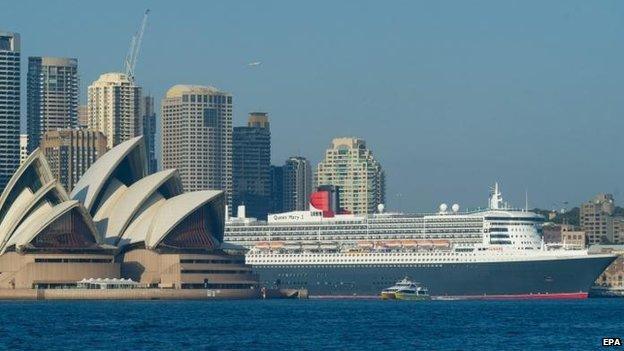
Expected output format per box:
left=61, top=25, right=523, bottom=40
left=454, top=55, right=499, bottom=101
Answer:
left=237, top=205, right=246, bottom=219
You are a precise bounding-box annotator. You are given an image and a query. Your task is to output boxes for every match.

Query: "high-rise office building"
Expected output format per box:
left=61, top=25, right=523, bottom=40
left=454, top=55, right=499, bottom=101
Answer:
left=19, top=134, right=28, bottom=164
left=283, top=156, right=312, bottom=212
left=0, top=32, right=20, bottom=193
left=140, top=95, right=157, bottom=174
left=87, top=72, right=141, bottom=149
left=232, top=112, right=271, bottom=219
left=26, top=57, right=78, bottom=152
left=269, top=165, right=284, bottom=214
left=161, top=85, right=233, bottom=210
left=40, top=129, right=107, bottom=191
left=316, top=137, right=385, bottom=215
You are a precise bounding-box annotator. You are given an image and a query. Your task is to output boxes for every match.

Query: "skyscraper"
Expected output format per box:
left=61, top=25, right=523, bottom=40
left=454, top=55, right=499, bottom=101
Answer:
left=87, top=72, right=141, bottom=149
left=283, top=156, right=312, bottom=212
left=140, top=95, right=157, bottom=174
left=269, top=165, right=284, bottom=214
left=41, top=129, right=107, bottom=191
left=0, top=32, right=20, bottom=192
left=26, top=57, right=78, bottom=152
left=316, top=137, right=385, bottom=215
left=232, top=112, right=271, bottom=219
left=161, top=85, right=233, bottom=211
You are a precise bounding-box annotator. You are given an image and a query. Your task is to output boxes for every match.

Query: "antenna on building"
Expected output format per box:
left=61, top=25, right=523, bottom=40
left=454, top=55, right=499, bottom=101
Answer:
left=525, top=188, right=529, bottom=212
left=124, top=9, right=150, bottom=81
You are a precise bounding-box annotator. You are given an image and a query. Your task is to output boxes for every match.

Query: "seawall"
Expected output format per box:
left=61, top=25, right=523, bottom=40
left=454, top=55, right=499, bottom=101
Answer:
left=0, top=288, right=260, bottom=300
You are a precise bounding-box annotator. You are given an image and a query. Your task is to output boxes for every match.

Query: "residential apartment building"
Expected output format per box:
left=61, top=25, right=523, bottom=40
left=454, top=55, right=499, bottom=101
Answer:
left=580, top=193, right=624, bottom=245
left=315, top=137, right=385, bottom=215
left=87, top=72, right=141, bottom=149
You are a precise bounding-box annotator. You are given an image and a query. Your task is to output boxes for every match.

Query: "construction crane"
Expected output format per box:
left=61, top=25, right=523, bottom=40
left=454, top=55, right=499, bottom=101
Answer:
left=123, top=9, right=150, bottom=81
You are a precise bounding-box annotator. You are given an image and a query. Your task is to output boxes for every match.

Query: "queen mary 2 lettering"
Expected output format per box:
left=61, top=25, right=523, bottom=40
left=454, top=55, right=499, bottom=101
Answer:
left=224, top=184, right=617, bottom=298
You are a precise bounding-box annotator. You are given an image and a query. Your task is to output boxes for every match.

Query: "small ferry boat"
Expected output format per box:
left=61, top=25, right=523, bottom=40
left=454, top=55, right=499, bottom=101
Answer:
left=380, top=278, right=430, bottom=301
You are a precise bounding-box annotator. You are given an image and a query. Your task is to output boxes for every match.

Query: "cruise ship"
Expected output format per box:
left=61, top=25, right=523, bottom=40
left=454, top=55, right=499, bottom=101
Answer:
left=224, top=184, right=617, bottom=298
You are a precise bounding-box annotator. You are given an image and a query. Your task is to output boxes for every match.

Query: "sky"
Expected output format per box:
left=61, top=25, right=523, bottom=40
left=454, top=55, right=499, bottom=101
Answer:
left=3, top=0, right=624, bottom=212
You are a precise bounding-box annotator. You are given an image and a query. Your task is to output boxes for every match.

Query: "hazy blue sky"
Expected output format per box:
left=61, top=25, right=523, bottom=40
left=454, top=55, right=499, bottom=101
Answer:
left=3, top=0, right=624, bottom=212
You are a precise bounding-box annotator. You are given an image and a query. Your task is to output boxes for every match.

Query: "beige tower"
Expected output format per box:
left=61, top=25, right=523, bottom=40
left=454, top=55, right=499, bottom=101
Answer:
left=316, top=137, right=385, bottom=215
left=161, top=85, right=233, bottom=211
left=87, top=73, right=141, bottom=149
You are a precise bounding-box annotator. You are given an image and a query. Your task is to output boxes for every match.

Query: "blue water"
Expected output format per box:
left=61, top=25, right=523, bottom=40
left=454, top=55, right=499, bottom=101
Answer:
left=0, top=299, right=621, bottom=350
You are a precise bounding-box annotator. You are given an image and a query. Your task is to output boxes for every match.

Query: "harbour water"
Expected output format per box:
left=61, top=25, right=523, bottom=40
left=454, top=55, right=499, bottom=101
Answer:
left=0, top=299, right=621, bottom=350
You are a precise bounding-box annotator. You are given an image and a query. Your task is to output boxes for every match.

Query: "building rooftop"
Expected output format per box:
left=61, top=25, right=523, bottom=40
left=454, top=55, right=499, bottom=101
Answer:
left=165, top=84, right=225, bottom=98
left=30, top=56, right=77, bottom=66
left=92, top=72, right=132, bottom=84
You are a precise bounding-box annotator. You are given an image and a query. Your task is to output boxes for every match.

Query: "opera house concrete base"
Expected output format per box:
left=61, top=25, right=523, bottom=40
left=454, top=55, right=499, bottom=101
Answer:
left=0, top=252, right=120, bottom=289
left=120, top=249, right=258, bottom=290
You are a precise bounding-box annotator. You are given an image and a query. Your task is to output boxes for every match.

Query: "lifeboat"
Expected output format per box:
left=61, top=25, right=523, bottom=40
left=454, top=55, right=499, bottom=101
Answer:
left=375, top=241, right=389, bottom=248
left=357, top=241, right=373, bottom=248
left=268, top=241, right=285, bottom=249
left=417, top=240, right=434, bottom=248
left=320, top=242, right=338, bottom=250
left=283, top=243, right=302, bottom=250
left=385, top=240, right=402, bottom=248
left=255, top=242, right=270, bottom=249
left=401, top=240, right=418, bottom=247
left=432, top=239, right=451, bottom=247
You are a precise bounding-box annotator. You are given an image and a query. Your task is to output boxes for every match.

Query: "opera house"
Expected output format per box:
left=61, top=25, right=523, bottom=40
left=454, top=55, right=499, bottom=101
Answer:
left=0, top=136, right=258, bottom=294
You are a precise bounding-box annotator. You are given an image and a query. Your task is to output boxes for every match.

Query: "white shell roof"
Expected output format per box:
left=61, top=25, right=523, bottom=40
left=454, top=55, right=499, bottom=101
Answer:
left=70, top=136, right=144, bottom=213
left=0, top=133, right=227, bottom=254
left=0, top=149, right=56, bottom=222
left=145, top=190, right=222, bottom=249
left=6, top=201, right=100, bottom=250
left=116, top=194, right=166, bottom=248
left=0, top=186, right=35, bottom=250
left=0, top=181, right=66, bottom=251
left=102, top=169, right=180, bottom=243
